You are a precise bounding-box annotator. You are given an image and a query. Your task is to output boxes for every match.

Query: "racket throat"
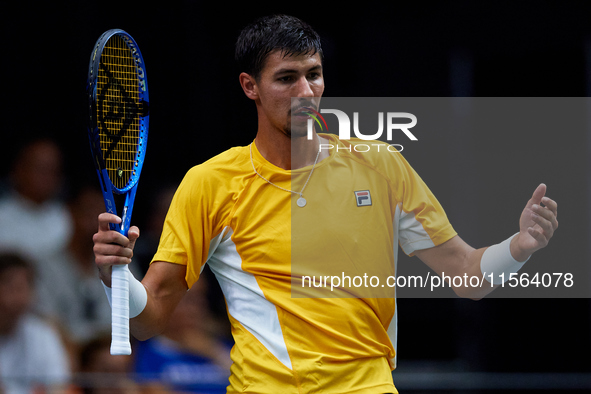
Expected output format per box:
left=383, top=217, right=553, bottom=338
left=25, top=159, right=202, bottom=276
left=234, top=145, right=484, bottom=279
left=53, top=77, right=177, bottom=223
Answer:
left=121, top=206, right=128, bottom=232
left=118, top=184, right=138, bottom=236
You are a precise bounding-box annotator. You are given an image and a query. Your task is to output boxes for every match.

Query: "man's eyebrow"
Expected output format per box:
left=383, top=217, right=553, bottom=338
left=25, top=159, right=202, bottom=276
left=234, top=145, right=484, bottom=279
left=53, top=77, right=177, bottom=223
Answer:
left=274, top=64, right=323, bottom=76
left=273, top=68, right=297, bottom=76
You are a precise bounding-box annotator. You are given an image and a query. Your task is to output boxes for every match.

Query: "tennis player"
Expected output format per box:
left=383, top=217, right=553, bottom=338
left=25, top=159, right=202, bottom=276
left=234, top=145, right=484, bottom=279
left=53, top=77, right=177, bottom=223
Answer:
left=93, top=15, right=558, bottom=393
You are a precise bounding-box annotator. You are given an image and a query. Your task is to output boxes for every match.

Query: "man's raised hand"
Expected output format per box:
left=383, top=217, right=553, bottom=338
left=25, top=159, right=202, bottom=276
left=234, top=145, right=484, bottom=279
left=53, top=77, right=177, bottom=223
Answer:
left=92, top=212, right=140, bottom=286
left=511, top=183, right=558, bottom=262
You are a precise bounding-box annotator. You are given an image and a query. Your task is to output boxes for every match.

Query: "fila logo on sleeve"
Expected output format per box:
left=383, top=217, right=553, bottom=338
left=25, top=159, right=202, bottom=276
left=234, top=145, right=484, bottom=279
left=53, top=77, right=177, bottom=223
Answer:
left=354, top=190, right=372, bottom=207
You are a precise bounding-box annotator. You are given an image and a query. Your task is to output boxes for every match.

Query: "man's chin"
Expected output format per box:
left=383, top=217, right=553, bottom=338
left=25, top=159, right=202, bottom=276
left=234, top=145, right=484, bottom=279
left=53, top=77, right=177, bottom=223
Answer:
left=287, top=127, right=309, bottom=139
left=287, top=120, right=310, bottom=138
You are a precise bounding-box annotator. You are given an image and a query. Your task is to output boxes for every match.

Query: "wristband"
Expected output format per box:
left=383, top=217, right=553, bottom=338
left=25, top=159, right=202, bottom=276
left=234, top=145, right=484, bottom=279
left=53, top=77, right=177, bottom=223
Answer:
left=481, top=233, right=530, bottom=285
left=102, top=266, right=148, bottom=318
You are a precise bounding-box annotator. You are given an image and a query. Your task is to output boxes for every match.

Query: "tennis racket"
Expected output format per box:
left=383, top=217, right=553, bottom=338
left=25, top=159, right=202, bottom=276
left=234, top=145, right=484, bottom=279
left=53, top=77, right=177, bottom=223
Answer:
left=87, top=29, right=149, bottom=355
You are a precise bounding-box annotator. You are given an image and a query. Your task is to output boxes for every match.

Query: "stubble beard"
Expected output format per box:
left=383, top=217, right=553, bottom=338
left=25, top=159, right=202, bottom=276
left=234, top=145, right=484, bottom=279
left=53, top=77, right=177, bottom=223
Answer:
left=285, top=114, right=309, bottom=139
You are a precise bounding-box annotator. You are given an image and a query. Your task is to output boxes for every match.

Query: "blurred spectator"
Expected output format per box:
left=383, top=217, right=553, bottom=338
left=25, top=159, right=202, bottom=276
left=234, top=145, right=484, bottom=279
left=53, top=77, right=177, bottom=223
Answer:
left=37, top=185, right=111, bottom=350
left=0, top=252, right=71, bottom=394
left=0, top=138, right=72, bottom=263
left=77, top=334, right=171, bottom=394
left=0, top=138, right=74, bottom=328
left=134, top=269, right=232, bottom=394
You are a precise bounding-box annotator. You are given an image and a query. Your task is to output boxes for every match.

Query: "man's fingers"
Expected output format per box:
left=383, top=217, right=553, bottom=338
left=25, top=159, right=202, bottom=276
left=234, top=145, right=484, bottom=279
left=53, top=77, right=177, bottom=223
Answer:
left=527, top=227, right=549, bottom=248
left=528, top=183, right=547, bottom=206
left=127, top=226, right=140, bottom=250
left=128, top=226, right=140, bottom=242
left=96, top=254, right=132, bottom=267
left=93, top=228, right=131, bottom=248
left=531, top=212, right=555, bottom=239
left=93, top=241, right=133, bottom=277
left=93, top=243, right=133, bottom=259
left=93, top=212, right=140, bottom=289
left=531, top=204, right=558, bottom=228
left=541, top=196, right=558, bottom=218
left=98, top=212, right=122, bottom=232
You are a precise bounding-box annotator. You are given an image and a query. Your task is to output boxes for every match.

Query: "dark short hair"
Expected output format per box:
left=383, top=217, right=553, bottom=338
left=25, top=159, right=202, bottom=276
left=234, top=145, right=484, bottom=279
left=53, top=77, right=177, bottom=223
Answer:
left=235, top=14, right=323, bottom=79
left=0, top=252, right=34, bottom=283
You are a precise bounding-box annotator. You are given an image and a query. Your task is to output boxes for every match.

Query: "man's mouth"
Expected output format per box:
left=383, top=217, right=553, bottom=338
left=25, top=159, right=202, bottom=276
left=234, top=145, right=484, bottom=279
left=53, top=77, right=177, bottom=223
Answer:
left=292, top=106, right=317, bottom=118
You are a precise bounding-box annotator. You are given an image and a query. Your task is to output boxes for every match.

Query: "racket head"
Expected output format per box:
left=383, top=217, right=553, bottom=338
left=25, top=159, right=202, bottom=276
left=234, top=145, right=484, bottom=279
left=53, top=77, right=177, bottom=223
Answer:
left=87, top=29, right=149, bottom=194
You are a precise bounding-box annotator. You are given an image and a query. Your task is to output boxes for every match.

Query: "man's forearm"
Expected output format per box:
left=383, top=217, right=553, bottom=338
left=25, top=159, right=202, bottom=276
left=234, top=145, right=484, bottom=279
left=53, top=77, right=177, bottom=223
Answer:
left=456, top=234, right=531, bottom=299
left=452, top=247, right=496, bottom=299
left=130, top=261, right=188, bottom=341
left=130, top=288, right=175, bottom=341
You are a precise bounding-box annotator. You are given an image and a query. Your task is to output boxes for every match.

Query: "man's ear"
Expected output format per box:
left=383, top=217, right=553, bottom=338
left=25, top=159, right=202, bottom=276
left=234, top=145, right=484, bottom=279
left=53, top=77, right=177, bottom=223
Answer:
left=239, top=72, right=258, bottom=100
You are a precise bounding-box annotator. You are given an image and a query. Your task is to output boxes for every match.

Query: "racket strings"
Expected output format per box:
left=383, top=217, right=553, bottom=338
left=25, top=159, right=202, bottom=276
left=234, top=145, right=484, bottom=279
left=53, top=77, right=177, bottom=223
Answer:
left=97, top=35, right=141, bottom=190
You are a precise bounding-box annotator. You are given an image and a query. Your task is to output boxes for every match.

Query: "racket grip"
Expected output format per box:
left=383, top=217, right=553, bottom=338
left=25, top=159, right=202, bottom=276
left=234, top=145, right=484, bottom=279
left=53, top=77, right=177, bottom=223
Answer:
left=110, top=264, right=131, bottom=355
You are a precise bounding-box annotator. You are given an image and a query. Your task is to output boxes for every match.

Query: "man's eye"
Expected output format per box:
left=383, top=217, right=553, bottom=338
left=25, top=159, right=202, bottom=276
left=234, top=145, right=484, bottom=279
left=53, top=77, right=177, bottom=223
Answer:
left=278, top=76, right=292, bottom=82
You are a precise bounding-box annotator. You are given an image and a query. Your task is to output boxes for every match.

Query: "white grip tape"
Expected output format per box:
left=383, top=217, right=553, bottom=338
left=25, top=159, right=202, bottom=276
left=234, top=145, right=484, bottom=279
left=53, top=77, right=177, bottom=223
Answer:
left=102, top=265, right=147, bottom=355
left=110, top=264, right=130, bottom=355
left=480, top=233, right=530, bottom=285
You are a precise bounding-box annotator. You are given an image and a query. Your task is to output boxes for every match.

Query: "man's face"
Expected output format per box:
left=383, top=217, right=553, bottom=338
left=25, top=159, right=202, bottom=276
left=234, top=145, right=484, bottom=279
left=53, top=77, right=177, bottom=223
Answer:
left=0, top=267, right=33, bottom=332
left=254, top=50, right=324, bottom=138
left=14, top=141, right=63, bottom=204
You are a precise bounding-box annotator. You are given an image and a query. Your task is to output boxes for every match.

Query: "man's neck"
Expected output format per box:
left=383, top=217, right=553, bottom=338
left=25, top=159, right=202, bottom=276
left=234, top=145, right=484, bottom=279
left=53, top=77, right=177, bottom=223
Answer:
left=254, top=131, right=327, bottom=170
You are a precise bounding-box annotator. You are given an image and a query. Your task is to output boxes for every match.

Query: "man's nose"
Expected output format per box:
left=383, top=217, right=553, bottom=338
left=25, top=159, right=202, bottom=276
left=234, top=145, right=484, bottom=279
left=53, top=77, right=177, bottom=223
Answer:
left=294, top=76, right=314, bottom=97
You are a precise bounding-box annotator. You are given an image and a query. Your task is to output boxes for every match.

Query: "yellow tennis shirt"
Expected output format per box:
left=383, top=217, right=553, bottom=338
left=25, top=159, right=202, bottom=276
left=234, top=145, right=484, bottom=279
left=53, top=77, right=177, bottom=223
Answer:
left=153, top=133, right=456, bottom=393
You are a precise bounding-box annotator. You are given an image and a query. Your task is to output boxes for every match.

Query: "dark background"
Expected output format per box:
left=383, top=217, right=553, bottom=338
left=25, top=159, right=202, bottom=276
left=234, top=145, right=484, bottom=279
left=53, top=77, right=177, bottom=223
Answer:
left=2, top=0, right=590, bottom=388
